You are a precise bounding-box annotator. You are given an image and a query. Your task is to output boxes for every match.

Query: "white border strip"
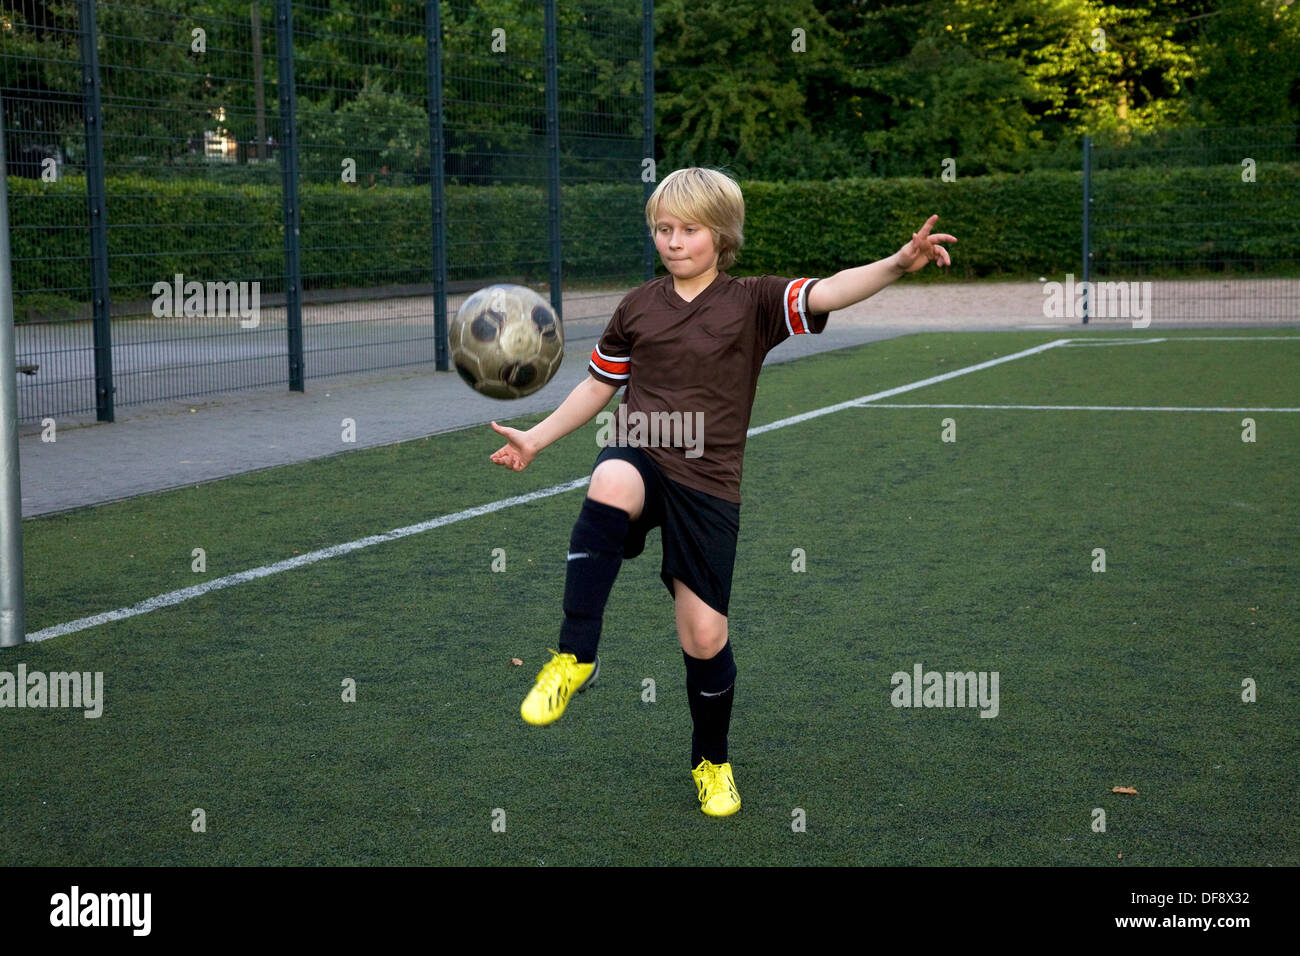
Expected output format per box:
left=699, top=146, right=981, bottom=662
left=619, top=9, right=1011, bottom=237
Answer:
left=856, top=403, right=1300, bottom=412
left=29, top=338, right=1073, bottom=643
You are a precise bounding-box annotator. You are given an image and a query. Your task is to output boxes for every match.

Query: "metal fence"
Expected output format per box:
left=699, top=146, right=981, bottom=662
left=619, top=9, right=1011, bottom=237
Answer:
left=3, top=0, right=652, bottom=425
left=1083, top=125, right=1300, bottom=324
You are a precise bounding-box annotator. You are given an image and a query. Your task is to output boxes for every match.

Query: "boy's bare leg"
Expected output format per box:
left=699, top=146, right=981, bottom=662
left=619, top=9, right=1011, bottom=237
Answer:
left=673, top=579, right=727, bottom=658
left=587, top=460, right=645, bottom=520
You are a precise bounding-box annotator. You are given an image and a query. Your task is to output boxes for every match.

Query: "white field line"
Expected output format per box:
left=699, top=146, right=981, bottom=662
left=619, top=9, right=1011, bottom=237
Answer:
left=26, top=338, right=1071, bottom=643
left=1062, top=336, right=1300, bottom=346
left=750, top=338, right=1071, bottom=436
left=28, top=479, right=590, bottom=643
left=1060, top=338, right=1167, bottom=346
left=1165, top=336, right=1300, bottom=342
left=856, top=403, right=1300, bottom=412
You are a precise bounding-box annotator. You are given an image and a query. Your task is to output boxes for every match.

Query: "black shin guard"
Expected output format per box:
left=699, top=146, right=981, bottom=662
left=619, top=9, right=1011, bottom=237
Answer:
left=557, top=497, right=630, bottom=664
left=684, top=641, right=737, bottom=767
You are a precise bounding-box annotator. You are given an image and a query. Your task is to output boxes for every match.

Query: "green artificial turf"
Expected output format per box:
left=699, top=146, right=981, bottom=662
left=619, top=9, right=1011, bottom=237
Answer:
left=6, top=329, right=1297, bottom=865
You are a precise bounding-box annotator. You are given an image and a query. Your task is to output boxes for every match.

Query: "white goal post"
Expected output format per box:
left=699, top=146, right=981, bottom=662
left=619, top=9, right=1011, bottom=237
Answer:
left=1, top=91, right=27, bottom=648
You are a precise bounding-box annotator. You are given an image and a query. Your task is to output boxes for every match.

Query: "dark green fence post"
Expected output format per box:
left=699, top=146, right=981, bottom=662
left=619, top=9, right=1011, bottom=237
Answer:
left=77, top=0, right=114, bottom=422
left=274, top=0, right=304, bottom=391
left=543, top=0, right=562, bottom=320
left=642, top=0, right=655, bottom=281
left=1081, top=134, right=1092, bottom=325
left=425, top=0, right=449, bottom=371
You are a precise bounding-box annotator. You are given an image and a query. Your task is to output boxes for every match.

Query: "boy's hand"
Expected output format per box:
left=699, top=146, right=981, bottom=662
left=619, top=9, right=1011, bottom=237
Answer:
left=489, top=421, right=538, bottom=472
left=895, top=215, right=957, bottom=273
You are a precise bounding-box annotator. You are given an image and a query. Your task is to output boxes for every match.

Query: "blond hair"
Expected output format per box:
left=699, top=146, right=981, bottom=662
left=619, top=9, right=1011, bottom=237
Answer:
left=644, top=167, right=745, bottom=271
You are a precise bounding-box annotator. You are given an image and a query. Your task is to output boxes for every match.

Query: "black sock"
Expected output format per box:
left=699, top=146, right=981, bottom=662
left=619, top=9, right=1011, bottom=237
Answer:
left=557, top=497, right=629, bottom=664
left=683, top=641, right=736, bottom=768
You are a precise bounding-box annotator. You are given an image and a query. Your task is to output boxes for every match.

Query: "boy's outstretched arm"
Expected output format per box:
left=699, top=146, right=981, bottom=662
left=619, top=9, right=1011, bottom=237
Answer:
left=489, top=375, right=619, bottom=471
left=806, top=215, right=957, bottom=314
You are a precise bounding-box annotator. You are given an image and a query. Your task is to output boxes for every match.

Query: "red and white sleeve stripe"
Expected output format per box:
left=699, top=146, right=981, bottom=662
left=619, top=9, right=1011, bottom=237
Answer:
left=589, top=344, right=630, bottom=381
left=782, top=277, right=817, bottom=335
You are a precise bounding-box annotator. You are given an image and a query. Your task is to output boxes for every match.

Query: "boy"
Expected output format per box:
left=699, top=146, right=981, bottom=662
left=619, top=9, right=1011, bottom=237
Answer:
left=489, top=167, right=954, bottom=816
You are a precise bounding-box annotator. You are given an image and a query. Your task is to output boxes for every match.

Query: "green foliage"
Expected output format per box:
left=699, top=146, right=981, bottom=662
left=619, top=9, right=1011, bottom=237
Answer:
left=1190, top=0, right=1300, bottom=127
left=1088, top=162, right=1300, bottom=275
left=6, top=174, right=648, bottom=315
left=0, top=0, right=85, bottom=160
left=654, top=0, right=830, bottom=170
left=658, top=0, right=1298, bottom=179
left=12, top=161, right=1297, bottom=318
left=298, top=78, right=431, bottom=181
left=737, top=172, right=1079, bottom=278
left=9, top=1, right=1295, bottom=187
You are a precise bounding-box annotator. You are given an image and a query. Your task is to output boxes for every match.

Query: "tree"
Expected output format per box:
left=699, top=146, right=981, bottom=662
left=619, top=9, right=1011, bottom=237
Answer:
left=1188, top=0, right=1300, bottom=127
left=653, top=0, right=840, bottom=174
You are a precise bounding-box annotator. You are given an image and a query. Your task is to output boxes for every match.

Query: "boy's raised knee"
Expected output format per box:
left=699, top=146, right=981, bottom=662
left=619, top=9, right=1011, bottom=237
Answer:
left=681, top=629, right=727, bottom=660
left=677, top=606, right=728, bottom=659
left=589, top=459, right=645, bottom=521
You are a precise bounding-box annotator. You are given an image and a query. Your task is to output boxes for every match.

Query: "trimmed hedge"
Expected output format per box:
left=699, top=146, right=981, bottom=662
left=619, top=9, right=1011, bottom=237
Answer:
left=738, top=172, right=1079, bottom=278
left=9, top=164, right=1297, bottom=318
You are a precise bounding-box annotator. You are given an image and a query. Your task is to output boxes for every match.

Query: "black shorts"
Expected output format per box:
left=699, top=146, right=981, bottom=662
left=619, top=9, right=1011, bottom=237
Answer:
left=592, top=444, right=741, bottom=617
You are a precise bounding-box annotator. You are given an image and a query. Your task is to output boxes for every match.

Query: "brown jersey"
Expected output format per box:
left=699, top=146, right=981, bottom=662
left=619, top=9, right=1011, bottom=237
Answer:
left=586, top=272, right=829, bottom=504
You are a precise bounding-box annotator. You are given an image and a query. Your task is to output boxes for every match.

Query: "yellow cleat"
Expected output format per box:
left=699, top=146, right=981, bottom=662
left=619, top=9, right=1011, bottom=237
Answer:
left=520, top=650, right=599, bottom=726
left=692, top=759, right=741, bottom=817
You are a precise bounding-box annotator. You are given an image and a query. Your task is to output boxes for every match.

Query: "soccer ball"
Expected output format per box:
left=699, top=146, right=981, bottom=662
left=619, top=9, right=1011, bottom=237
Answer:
left=449, top=284, right=564, bottom=399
